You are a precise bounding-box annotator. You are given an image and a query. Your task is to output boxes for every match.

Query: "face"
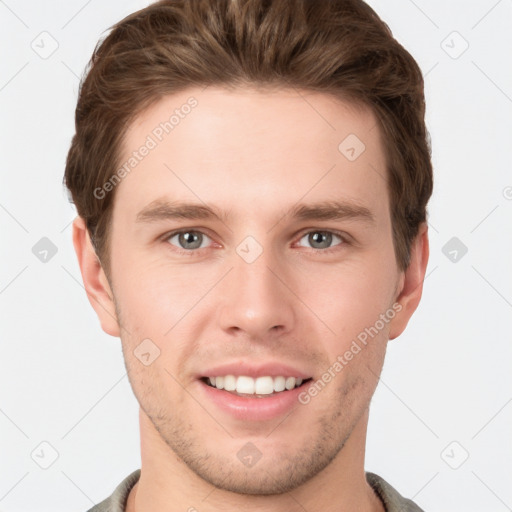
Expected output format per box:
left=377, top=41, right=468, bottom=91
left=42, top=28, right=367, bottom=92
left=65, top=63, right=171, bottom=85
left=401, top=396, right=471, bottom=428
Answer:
left=97, top=86, right=408, bottom=494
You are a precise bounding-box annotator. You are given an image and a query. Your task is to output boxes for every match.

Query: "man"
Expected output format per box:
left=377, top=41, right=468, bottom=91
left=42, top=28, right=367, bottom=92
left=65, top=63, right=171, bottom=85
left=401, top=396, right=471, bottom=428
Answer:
left=65, top=0, right=432, bottom=510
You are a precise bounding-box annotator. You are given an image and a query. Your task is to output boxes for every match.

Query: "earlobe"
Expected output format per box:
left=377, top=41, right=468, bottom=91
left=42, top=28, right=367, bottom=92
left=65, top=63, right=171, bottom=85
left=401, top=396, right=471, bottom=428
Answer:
left=388, top=222, right=429, bottom=340
left=72, top=216, right=121, bottom=337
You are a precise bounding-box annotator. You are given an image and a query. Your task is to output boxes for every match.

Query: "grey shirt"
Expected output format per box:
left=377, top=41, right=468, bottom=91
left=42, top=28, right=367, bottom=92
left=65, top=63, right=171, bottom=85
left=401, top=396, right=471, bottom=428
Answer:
left=86, top=469, right=424, bottom=512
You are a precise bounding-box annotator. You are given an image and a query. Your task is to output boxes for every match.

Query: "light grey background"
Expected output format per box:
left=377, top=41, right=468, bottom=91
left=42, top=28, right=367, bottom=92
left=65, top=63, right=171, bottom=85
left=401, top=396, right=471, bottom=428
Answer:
left=1, top=1, right=511, bottom=511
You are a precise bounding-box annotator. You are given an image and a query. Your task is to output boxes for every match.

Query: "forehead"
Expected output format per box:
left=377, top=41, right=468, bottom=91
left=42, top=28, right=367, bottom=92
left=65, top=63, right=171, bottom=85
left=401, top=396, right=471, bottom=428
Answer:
left=114, top=86, right=388, bottom=227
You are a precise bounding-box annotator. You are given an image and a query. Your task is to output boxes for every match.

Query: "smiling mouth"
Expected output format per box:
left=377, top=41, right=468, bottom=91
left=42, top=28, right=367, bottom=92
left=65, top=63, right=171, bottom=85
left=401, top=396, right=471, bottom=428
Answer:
left=200, top=375, right=313, bottom=397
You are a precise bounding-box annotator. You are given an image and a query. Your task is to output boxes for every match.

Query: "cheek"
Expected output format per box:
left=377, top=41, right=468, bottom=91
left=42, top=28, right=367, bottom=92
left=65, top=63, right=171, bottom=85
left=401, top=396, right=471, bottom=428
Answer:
left=121, top=342, right=188, bottom=418
left=299, top=260, right=397, bottom=338
left=114, top=259, right=207, bottom=332
left=113, top=261, right=218, bottom=382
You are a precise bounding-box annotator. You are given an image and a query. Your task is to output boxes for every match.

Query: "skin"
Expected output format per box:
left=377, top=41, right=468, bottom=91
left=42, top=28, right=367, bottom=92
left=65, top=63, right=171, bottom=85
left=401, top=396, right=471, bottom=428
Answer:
left=73, top=86, right=429, bottom=512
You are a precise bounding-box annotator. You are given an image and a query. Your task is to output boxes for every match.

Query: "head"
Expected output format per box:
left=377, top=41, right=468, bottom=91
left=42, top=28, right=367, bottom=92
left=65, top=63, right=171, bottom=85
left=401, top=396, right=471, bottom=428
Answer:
left=66, top=0, right=432, bottom=496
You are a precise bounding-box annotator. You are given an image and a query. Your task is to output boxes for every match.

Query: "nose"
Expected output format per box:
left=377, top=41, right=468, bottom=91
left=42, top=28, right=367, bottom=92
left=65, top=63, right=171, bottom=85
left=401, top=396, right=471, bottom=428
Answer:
left=217, top=242, right=296, bottom=341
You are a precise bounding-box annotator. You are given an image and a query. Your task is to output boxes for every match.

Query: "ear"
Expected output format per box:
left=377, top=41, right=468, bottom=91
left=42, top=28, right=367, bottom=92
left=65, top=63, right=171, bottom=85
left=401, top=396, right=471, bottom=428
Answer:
left=388, top=222, right=429, bottom=340
left=72, top=216, right=120, bottom=337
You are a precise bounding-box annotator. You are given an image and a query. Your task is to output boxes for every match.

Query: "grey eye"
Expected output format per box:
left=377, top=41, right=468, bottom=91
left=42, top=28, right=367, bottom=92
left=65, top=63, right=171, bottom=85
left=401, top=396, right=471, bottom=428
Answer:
left=299, top=231, right=343, bottom=250
left=168, top=231, right=209, bottom=250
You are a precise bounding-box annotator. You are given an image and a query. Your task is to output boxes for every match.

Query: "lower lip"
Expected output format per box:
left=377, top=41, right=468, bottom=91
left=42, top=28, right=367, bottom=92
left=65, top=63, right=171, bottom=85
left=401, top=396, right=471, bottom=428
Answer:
left=197, top=379, right=311, bottom=421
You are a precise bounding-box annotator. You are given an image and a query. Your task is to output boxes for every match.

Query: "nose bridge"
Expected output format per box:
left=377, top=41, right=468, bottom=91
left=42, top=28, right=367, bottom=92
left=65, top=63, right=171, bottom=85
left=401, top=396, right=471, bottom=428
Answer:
left=218, top=235, right=295, bottom=337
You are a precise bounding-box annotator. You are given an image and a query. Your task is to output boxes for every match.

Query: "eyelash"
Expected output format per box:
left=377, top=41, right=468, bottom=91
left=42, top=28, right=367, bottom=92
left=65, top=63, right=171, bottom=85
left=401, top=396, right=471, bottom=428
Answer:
left=162, top=228, right=350, bottom=256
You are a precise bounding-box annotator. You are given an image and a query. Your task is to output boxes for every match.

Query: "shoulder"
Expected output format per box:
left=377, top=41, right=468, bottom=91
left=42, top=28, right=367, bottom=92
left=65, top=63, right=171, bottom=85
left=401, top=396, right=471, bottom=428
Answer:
left=366, top=472, right=425, bottom=512
left=85, top=469, right=141, bottom=512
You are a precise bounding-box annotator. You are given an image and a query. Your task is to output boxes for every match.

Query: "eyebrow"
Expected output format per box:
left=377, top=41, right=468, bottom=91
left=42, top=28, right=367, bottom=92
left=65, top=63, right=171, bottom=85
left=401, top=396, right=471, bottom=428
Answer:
left=135, top=198, right=375, bottom=225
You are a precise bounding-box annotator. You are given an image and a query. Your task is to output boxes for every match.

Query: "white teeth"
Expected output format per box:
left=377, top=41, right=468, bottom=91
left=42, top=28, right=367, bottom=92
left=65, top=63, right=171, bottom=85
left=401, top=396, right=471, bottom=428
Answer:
left=254, top=376, right=274, bottom=395
left=285, top=377, right=296, bottom=390
left=206, top=375, right=307, bottom=394
left=236, top=376, right=255, bottom=394
left=274, top=376, right=286, bottom=392
left=223, top=375, right=236, bottom=391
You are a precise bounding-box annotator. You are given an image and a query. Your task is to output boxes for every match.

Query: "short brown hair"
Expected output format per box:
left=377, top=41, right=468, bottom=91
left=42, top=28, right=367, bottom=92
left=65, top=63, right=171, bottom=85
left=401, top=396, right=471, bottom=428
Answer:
left=64, top=0, right=433, bottom=276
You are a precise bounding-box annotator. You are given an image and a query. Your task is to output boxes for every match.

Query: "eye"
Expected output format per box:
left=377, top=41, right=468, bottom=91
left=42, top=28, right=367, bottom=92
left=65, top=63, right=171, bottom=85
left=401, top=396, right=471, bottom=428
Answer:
left=296, top=230, right=346, bottom=251
left=166, top=230, right=212, bottom=251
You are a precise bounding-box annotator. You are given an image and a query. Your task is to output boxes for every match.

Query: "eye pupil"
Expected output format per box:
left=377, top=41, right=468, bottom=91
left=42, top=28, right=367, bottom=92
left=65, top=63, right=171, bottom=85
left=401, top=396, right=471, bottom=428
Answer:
left=179, top=231, right=202, bottom=249
left=309, top=231, right=332, bottom=249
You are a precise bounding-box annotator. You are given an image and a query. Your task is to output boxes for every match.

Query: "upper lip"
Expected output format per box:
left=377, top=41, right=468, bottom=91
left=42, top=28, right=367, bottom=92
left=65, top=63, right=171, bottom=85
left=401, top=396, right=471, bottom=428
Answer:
left=197, top=361, right=312, bottom=379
